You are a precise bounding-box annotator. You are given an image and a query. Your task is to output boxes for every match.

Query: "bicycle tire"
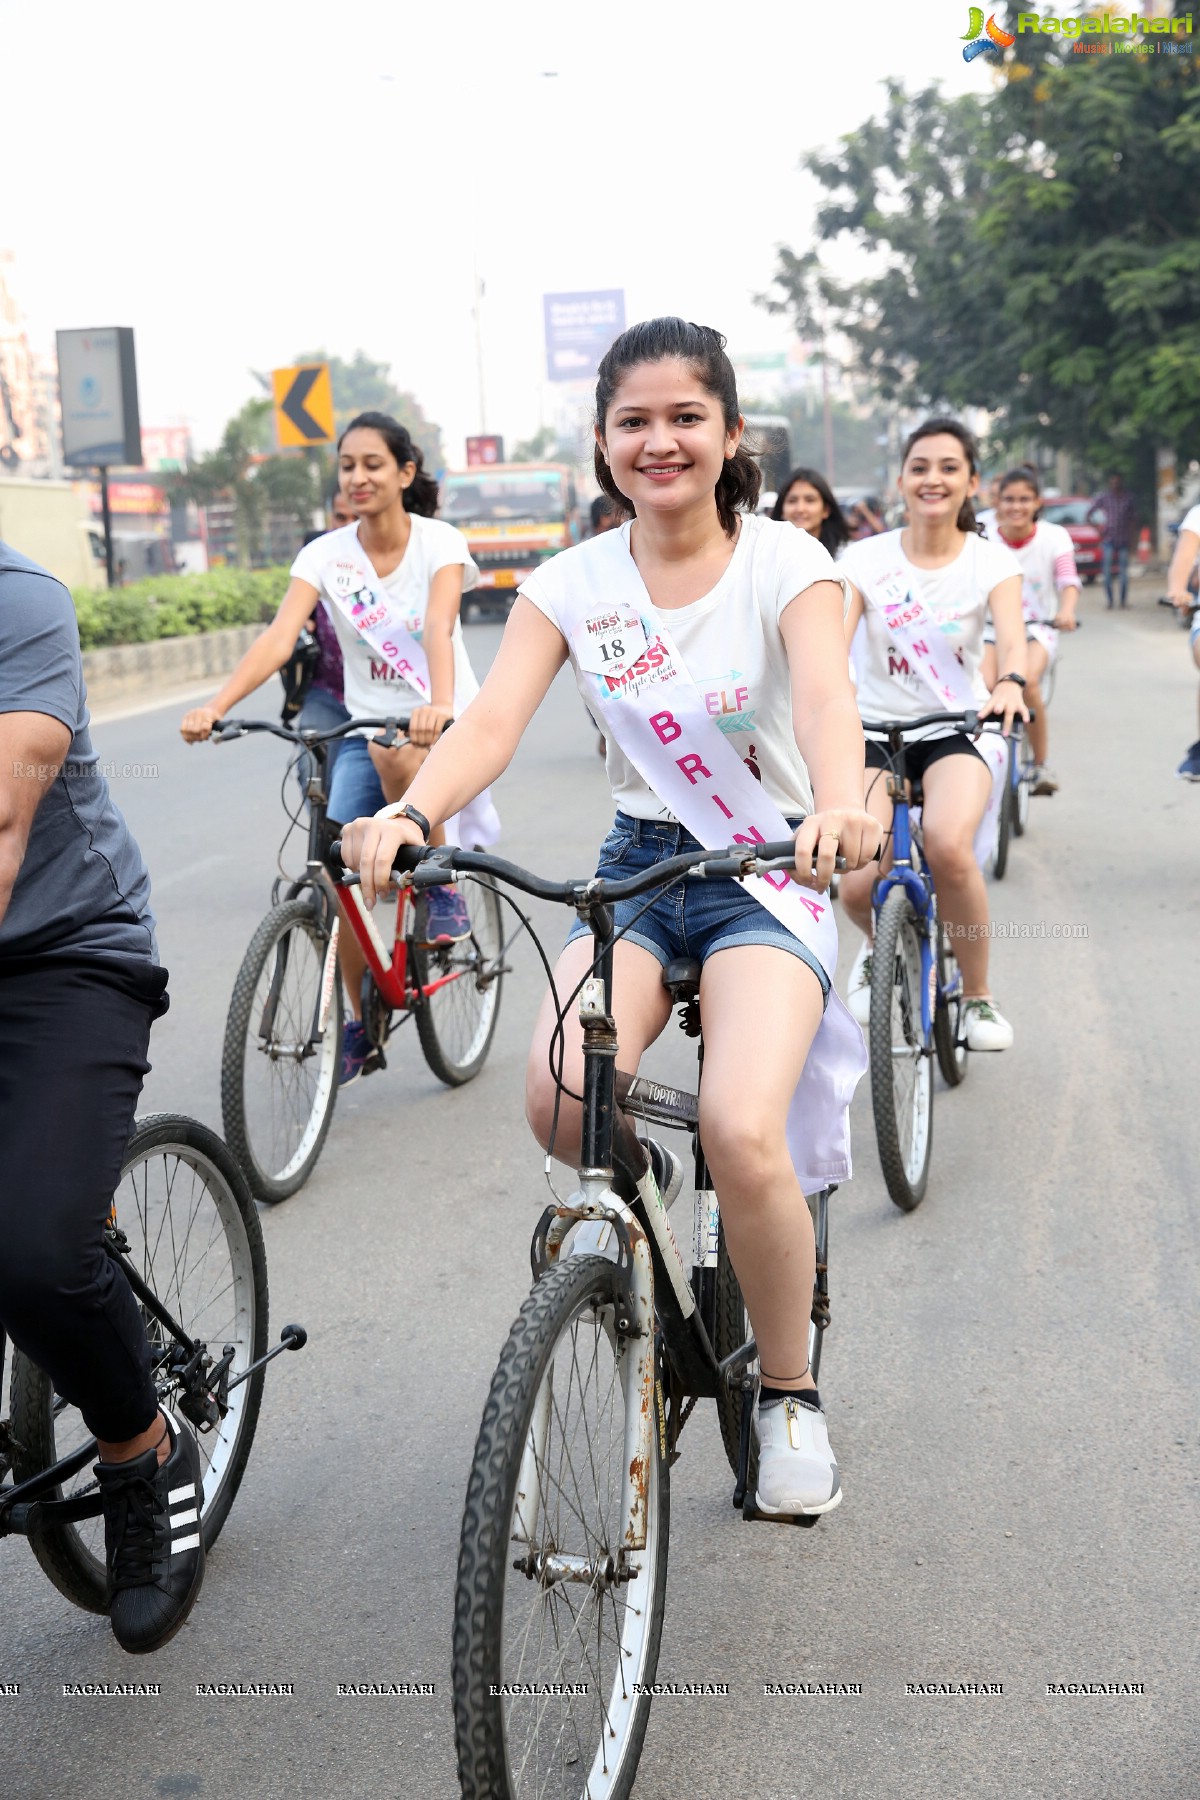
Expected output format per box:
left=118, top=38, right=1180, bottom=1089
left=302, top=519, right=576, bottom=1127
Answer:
left=413, top=873, right=504, bottom=1087
left=991, top=740, right=1014, bottom=880
left=453, top=1254, right=669, bottom=1800
left=1014, top=730, right=1034, bottom=836
left=9, top=1114, right=268, bottom=1613
left=869, top=887, right=933, bottom=1212
left=222, top=898, right=342, bottom=1202
left=932, top=921, right=969, bottom=1089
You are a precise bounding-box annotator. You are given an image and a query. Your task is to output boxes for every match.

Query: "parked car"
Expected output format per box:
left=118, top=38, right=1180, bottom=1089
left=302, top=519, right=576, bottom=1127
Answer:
left=1039, top=497, right=1101, bottom=584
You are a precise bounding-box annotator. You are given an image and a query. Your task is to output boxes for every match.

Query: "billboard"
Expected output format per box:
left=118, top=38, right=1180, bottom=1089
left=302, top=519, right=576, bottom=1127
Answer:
left=543, top=291, right=625, bottom=384
left=466, top=435, right=504, bottom=467
left=56, top=327, right=141, bottom=467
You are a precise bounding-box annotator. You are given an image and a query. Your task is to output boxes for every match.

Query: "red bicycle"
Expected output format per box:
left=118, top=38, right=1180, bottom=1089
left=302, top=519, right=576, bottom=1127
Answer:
left=214, top=716, right=507, bottom=1202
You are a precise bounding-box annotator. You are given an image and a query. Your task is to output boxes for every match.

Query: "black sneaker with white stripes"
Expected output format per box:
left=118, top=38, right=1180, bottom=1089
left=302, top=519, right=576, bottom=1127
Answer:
left=95, top=1413, right=206, bottom=1655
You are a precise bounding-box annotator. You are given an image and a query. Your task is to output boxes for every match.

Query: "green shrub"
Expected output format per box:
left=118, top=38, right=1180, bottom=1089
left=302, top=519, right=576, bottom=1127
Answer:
left=72, top=567, right=288, bottom=650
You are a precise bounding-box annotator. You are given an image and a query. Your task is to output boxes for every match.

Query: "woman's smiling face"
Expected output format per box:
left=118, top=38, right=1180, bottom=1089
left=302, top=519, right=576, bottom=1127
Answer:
left=596, top=357, right=741, bottom=519
left=899, top=432, right=978, bottom=525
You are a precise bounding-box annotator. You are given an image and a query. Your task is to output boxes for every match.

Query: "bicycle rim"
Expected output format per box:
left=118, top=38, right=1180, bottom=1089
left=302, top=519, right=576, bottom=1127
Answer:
left=14, top=1117, right=265, bottom=1595
left=224, top=901, right=340, bottom=1197
left=870, top=891, right=933, bottom=1208
left=455, top=1257, right=667, bottom=1800
left=414, top=875, right=503, bottom=1084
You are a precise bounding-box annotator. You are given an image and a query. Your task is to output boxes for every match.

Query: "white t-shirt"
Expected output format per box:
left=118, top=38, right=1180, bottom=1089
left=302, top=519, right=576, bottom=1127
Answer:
left=841, top=528, right=1022, bottom=726
left=291, top=516, right=479, bottom=723
left=1178, top=504, right=1200, bottom=542
left=520, top=513, right=843, bottom=822
left=981, top=517, right=1078, bottom=622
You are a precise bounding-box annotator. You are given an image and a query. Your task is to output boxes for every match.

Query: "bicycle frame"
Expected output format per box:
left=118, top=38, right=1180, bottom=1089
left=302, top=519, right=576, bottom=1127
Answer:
left=870, top=751, right=941, bottom=1047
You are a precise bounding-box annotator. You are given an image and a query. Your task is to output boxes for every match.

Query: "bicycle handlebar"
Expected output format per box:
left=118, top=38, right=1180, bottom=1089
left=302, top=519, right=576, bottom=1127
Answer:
left=327, top=836, right=872, bottom=905
left=213, top=714, right=450, bottom=747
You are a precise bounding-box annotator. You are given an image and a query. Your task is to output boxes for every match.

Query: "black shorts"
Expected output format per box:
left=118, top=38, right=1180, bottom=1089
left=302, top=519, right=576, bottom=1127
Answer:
left=865, top=733, right=986, bottom=786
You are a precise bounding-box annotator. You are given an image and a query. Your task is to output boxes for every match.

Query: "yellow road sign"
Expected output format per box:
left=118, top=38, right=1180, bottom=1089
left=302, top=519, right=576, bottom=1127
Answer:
left=272, top=363, right=335, bottom=447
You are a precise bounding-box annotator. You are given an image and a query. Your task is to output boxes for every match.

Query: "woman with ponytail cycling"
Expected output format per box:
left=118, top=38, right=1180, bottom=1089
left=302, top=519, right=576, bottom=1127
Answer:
left=980, top=466, right=1079, bottom=796
left=182, top=412, right=489, bottom=1084
left=837, top=418, right=1028, bottom=1051
left=342, top=318, right=881, bottom=1519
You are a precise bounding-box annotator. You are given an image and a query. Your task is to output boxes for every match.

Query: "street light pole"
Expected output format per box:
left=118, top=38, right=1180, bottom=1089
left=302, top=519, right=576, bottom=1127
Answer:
left=472, top=254, right=487, bottom=434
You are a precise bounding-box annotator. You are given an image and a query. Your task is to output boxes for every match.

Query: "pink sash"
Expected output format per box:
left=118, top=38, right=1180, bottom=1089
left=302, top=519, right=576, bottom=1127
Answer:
left=854, top=540, right=1007, bottom=866
left=323, top=547, right=499, bottom=848
left=540, top=550, right=867, bottom=1194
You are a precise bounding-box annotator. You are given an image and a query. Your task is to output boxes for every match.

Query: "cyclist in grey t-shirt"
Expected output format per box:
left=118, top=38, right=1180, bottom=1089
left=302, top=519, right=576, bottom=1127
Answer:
left=0, top=541, right=205, bottom=1653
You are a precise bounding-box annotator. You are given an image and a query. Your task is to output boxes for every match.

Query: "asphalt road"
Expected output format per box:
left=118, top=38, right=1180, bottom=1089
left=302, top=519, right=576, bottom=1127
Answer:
left=4, top=585, right=1197, bottom=1799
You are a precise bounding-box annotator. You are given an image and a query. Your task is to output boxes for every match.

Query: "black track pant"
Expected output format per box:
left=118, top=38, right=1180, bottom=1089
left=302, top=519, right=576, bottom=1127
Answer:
left=0, top=955, right=168, bottom=1442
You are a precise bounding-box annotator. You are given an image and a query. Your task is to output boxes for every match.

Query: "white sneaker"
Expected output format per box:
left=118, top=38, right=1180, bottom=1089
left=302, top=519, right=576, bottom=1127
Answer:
left=643, top=1138, right=685, bottom=1209
left=754, top=1394, right=842, bottom=1516
left=962, top=997, right=1014, bottom=1051
left=1030, top=765, right=1059, bottom=796
left=846, top=939, right=873, bottom=1026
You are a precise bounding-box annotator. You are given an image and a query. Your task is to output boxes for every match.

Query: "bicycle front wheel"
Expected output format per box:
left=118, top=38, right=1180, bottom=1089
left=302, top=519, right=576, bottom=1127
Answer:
left=454, top=1254, right=670, bottom=1800
left=414, top=873, right=504, bottom=1087
left=990, top=740, right=1014, bottom=880
left=222, top=897, right=342, bottom=1202
left=869, top=887, right=933, bottom=1211
left=9, top=1115, right=268, bottom=1613
left=932, top=921, right=969, bottom=1089
left=1014, top=730, right=1034, bottom=836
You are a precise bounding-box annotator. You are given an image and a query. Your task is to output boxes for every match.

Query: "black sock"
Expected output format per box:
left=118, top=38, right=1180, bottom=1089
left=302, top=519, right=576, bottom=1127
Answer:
left=759, top=1384, right=821, bottom=1411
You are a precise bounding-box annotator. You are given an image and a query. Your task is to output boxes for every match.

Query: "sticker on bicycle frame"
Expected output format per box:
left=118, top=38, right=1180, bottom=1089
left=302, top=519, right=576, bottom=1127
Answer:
left=574, top=608, right=649, bottom=677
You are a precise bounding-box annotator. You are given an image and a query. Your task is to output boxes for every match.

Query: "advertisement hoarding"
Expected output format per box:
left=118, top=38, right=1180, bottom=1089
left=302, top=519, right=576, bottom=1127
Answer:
left=56, top=327, right=141, bottom=467
left=466, top=435, right=504, bottom=467
left=543, top=291, right=625, bottom=383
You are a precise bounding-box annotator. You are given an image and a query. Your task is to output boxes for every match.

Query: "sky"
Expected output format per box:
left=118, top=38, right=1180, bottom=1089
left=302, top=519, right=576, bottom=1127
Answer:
left=1, top=0, right=993, bottom=463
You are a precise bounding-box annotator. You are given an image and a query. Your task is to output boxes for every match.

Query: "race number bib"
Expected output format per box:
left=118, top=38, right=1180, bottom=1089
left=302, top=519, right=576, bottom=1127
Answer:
left=574, top=607, right=649, bottom=677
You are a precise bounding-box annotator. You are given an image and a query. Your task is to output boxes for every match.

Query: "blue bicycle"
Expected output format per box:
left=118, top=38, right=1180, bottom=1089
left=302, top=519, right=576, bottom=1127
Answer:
left=861, top=710, right=1003, bottom=1211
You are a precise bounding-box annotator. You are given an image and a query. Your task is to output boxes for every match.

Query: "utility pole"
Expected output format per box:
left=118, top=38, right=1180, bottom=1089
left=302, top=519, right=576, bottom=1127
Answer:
left=472, top=255, right=487, bottom=434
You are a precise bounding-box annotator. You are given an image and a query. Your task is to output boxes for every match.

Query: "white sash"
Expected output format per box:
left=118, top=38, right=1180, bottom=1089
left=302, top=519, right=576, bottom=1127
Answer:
left=541, top=547, right=867, bottom=1195
left=323, top=547, right=500, bottom=848
left=854, top=538, right=1007, bottom=867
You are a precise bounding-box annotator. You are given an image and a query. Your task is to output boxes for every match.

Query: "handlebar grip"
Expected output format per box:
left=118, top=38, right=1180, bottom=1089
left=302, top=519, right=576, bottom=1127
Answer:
left=392, top=843, right=426, bottom=874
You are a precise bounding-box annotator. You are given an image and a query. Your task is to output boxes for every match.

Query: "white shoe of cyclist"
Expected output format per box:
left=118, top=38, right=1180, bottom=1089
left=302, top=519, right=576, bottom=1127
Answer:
left=642, top=1137, right=685, bottom=1210
left=754, top=1392, right=842, bottom=1517
left=962, top=996, right=1014, bottom=1052
left=846, top=939, right=873, bottom=1027
left=1030, top=765, right=1059, bottom=796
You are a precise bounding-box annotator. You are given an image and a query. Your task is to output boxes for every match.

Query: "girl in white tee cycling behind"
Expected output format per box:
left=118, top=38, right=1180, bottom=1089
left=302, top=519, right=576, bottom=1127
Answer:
left=341, top=317, right=882, bottom=1520
left=981, top=467, right=1079, bottom=795
left=182, top=412, right=484, bottom=1079
left=1166, top=504, right=1200, bottom=780
left=838, top=418, right=1028, bottom=1051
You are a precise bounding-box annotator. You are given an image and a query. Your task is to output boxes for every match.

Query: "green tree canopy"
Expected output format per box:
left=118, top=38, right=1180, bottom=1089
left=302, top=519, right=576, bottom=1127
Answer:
left=764, top=7, right=1200, bottom=498
left=172, top=398, right=323, bottom=566
left=293, top=349, right=446, bottom=469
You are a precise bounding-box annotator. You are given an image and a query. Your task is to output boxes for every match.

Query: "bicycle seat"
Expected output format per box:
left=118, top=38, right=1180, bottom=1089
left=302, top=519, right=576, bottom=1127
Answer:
left=661, top=957, right=701, bottom=1001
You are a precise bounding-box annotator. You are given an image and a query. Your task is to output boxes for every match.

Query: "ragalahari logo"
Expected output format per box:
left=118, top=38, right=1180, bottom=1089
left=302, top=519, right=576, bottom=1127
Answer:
left=962, top=8, right=1016, bottom=61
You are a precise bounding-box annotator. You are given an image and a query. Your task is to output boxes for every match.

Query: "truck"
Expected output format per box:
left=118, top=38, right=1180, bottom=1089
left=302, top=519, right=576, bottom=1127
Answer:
left=439, top=463, right=579, bottom=613
left=0, top=477, right=104, bottom=589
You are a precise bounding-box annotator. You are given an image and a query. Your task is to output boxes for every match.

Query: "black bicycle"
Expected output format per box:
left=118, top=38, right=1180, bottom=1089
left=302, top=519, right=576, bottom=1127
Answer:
left=335, top=833, right=839, bottom=1800
left=1, top=1114, right=304, bottom=1615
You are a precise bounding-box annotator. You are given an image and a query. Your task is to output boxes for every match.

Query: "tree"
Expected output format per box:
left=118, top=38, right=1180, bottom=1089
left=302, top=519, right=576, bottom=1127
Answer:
left=172, top=398, right=323, bottom=566
left=509, top=425, right=575, bottom=464
left=764, top=7, right=1200, bottom=506
left=293, top=349, right=445, bottom=469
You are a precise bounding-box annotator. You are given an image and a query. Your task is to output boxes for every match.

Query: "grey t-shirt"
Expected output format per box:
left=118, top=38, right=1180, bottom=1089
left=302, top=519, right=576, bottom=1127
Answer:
left=0, top=541, right=157, bottom=962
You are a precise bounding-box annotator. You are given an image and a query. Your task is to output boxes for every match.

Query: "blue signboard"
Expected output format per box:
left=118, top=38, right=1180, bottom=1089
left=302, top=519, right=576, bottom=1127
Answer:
left=543, top=290, right=625, bottom=383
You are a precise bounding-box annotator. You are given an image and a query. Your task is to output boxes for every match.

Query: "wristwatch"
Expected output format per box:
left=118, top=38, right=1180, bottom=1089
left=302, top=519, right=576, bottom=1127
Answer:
left=995, top=672, right=1027, bottom=689
left=375, top=801, right=431, bottom=841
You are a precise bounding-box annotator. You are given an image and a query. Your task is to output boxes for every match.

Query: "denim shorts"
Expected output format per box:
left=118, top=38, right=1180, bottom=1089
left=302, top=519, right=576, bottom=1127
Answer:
left=327, top=732, right=387, bottom=826
left=565, top=812, right=830, bottom=1004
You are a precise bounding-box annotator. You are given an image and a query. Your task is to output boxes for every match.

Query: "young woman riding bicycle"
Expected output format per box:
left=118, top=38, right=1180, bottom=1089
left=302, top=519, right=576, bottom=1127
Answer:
left=837, top=418, right=1029, bottom=1051
left=181, top=412, right=490, bottom=1084
left=980, top=466, right=1080, bottom=796
left=342, top=317, right=882, bottom=1518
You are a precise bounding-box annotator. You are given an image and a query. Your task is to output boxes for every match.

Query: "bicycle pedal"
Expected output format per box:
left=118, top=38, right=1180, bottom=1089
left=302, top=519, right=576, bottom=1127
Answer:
left=740, top=1499, right=821, bottom=1528
left=362, top=1049, right=387, bottom=1076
